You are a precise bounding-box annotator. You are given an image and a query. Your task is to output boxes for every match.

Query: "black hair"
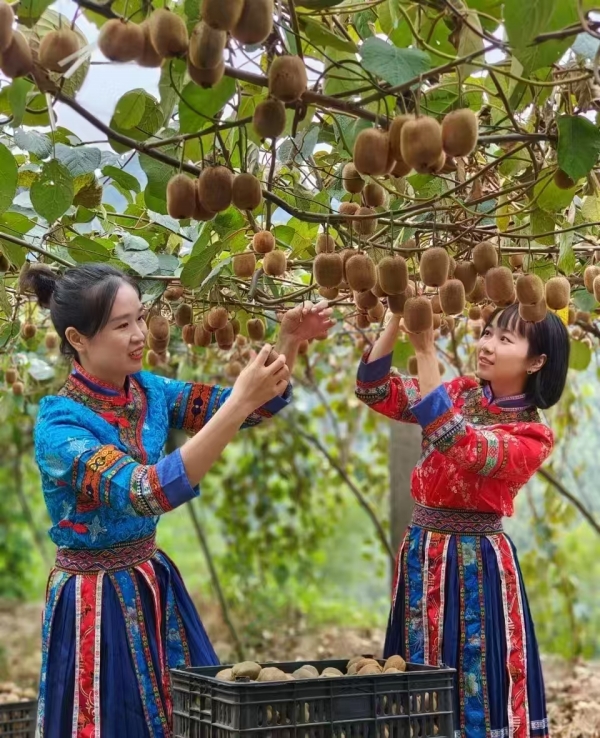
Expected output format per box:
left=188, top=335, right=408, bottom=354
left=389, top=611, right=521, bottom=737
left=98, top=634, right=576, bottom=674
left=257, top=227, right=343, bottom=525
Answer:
left=20, top=263, right=140, bottom=359
left=483, top=301, right=570, bottom=410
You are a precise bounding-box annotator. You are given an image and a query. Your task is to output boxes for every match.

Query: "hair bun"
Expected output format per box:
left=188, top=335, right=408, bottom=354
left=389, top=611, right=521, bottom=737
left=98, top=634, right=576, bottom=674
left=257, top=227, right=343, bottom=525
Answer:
left=19, top=264, right=58, bottom=309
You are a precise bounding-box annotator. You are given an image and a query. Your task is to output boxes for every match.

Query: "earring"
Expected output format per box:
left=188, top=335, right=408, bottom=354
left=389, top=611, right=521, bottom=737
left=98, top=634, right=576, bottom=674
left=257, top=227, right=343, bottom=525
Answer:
left=527, top=369, right=533, bottom=375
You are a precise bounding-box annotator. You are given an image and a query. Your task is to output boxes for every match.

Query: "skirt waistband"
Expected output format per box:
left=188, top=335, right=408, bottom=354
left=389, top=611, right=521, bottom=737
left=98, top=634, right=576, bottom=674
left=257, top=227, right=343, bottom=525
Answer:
left=411, top=504, right=503, bottom=535
left=55, top=534, right=157, bottom=574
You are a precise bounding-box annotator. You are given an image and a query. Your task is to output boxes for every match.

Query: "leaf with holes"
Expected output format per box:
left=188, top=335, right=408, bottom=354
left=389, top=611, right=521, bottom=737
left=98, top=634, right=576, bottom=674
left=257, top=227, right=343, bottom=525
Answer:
left=30, top=160, right=74, bottom=223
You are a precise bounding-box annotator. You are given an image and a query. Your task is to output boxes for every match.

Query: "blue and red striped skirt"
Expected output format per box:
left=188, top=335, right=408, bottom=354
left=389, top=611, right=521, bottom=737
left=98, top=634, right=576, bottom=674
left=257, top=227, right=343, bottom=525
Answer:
left=384, top=505, right=549, bottom=738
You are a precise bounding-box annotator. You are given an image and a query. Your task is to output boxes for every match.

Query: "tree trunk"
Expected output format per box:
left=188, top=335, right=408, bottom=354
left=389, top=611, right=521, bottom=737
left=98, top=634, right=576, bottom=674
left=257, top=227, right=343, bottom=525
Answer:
left=389, top=422, right=421, bottom=557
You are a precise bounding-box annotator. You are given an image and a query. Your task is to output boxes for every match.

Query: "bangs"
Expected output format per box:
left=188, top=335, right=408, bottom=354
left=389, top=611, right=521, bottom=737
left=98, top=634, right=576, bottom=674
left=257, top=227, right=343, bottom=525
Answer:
left=486, top=302, right=536, bottom=341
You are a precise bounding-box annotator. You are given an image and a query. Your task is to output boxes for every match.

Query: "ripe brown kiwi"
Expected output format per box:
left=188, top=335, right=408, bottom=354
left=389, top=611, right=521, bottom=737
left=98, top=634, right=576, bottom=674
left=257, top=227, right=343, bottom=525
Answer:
left=193, top=190, right=216, bottom=221
left=404, top=296, right=433, bottom=333
left=316, top=234, right=335, bottom=254
left=338, top=202, right=359, bottom=228
left=298, top=339, right=309, bottom=355
left=44, top=332, right=58, bottom=350
left=442, top=315, right=455, bottom=334
left=148, top=333, right=169, bottom=353
left=226, top=360, right=243, bottom=377
left=377, top=255, right=408, bottom=295
left=368, top=301, right=385, bottom=322
left=467, top=276, right=487, bottom=303
left=519, top=299, right=547, bottom=323
left=319, top=286, right=338, bottom=300
left=314, top=253, right=343, bottom=288
left=98, top=19, right=144, bottom=62
left=594, top=275, right=600, bottom=303
left=198, top=166, right=233, bottom=213
left=149, top=315, right=170, bottom=340
left=175, top=303, right=193, bottom=327
left=439, top=279, right=466, bottom=315
left=341, top=163, right=364, bottom=194
left=388, top=114, right=413, bottom=162
left=431, top=294, right=442, bottom=314
left=472, top=241, right=498, bottom=274
left=481, top=304, right=495, bottom=323
left=188, top=59, right=224, bottom=88
left=419, top=247, right=449, bottom=287
left=346, top=253, right=376, bottom=292
left=485, top=267, right=515, bottom=307
left=233, top=251, right=256, bottom=278
left=554, top=169, right=576, bottom=190
left=5, top=367, right=17, bottom=384
left=354, top=207, right=377, bottom=237
left=201, top=0, right=244, bottom=32
left=545, top=276, right=570, bottom=310
left=584, top=265, right=600, bottom=293
left=353, top=129, right=390, bottom=177
left=253, top=230, right=275, bottom=254
left=356, top=312, right=370, bottom=330
left=194, top=324, right=211, bottom=347
left=354, top=290, right=378, bottom=310
left=0, top=1, right=15, bottom=54
left=453, top=261, right=478, bottom=294
left=215, top=322, right=234, bottom=350
left=189, top=21, right=226, bottom=70
left=167, top=174, right=197, bottom=220
left=207, top=306, right=229, bottom=331
left=12, top=381, right=23, bottom=396
left=263, top=250, right=287, bottom=277
left=341, top=248, right=358, bottom=279
left=516, top=274, right=543, bottom=305
left=363, top=182, right=386, bottom=208
left=468, top=305, right=481, bottom=320
left=253, top=98, right=286, bottom=139
left=231, top=0, right=273, bottom=45
left=0, top=32, right=33, bottom=78
left=182, top=324, right=196, bottom=344
left=247, top=318, right=265, bottom=341
left=137, top=22, right=162, bottom=67
left=387, top=285, right=414, bottom=315
left=22, top=323, right=36, bottom=340
left=400, top=117, right=443, bottom=174
left=268, top=55, right=307, bottom=103
left=164, top=286, right=184, bottom=301
left=441, top=109, right=478, bottom=157
left=39, top=29, right=80, bottom=73
left=202, top=313, right=213, bottom=332
left=509, top=253, right=524, bottom=270
left=390, top=158, right=411, bottom=177
left=148, top=9, right=188, bottom=58
left=232, top=173, right=262, bottom=211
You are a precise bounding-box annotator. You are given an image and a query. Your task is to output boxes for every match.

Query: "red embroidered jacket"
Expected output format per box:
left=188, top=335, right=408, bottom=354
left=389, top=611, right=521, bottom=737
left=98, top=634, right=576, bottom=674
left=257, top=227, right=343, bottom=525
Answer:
left=356, top=351, right=553, bottom=516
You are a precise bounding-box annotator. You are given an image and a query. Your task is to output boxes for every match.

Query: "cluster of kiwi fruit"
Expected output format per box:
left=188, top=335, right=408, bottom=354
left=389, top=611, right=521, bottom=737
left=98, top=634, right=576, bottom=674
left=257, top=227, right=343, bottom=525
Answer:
left=5, top=366, right=23, bottom=396
left=0, top=1, right=33, bottom=79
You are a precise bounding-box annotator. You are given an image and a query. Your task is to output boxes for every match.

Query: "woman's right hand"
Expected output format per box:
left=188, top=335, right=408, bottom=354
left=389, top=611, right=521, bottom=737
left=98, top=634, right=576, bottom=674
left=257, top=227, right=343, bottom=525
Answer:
left=230, top=344, right=290, bottom=413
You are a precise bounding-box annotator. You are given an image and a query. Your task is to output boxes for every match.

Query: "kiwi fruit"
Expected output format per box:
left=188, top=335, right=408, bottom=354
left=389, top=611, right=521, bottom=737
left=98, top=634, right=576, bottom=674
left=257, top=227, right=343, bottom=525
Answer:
left=0, top=1, right=14, bottom=54
left=253, top=98, right=286, bottom=139
left=584, top=265, right=600, bottom=293
left=5, top=367, right=17, bottom=384
left=247, top=318, right=265, bottom=341
left=453, top=261, right=478, bottom=294
left=257, top=667, right=287, bottom=682
left=207, top=307, right=228, bottom=331
left=12, top=381, right=24, bottom=396
left=167, top=174, right=197, bottom=220
left=428, top=150, right=447, bottom=174
left=354, top=207, right=378, bottom=237
left=319, top=286, right=338, bottom=300
left=148, top=333, right=169, bottom=353
left=298, top=339, right=309, bottom=356
left=594, top=275, right=600, bottom=303
left=388, top=114, right=413, bottom=162
left=316, top=234, right=335, bottom=254
left=485, top=267, right=515, bottom=307
left=346, top=253, right=376, bottom=292
left=387, top=287, right=413, bottom=315
left=216, top=322, right=234, bottom=349
left=149, top=315, right=170, bottom=340
left=468, top=276, right=487, bottom=303
left=146, top=350, right=162, bottom=368
left=373, top=280, right=385, bottom=298
left=384, top=655, right=406, bottom=672
left=519, top=299, right=547, bottom=323
left=353, top=129, right=390, bottom=177
left=189, top=21, right=226, bottom=70
left=378, top=255, right=408, bottom=295
left=568, top=307, right=577, bottom=325
left=431, top=293, right=442, bottom=313
left=226, top=360, right=243, bottom=377
left=468, top=305, right=481, bottom=320
left=232, top=173, right=262, bottom=211
left=358, top=663, right=383, bottom=676
left=321, top=667, right=344, bottom=678
left=354, top=289, right=378, bottom=310
left=0, top=32, right=33, bottom=78
left=400, top=117, right=443, bottom=174
left=390, top=158, right=411, bottom=177
left=175, top=303, right=193, bottom=328
left=263, top=249, right=287, bottom=276
left=233, top=251, right=256, bottom=278
left=268, top=55, right=307, bottom=103
left=198, top=166, right=233, bottom=213
left=472, top=241, right=498, bottom=274
left=98, top=19, right=144, bottom=62
left=439, top=279, right=466, bottom=314
left=293, top=667, right=317, bottom=679
left=148, top=9, right=188, bottom=58
left=481, top=304, right=495, bottom=323
left=404, top=296, right=433, bottom=333
left=356, top=312, right=371, bottom=330
left=363, top=182, right=387, bottom=209
left=202, top=313, right=213, bottom=332
left=253, top=230, right=275, bottom=254
left=216, top=668, right=234, bottom=681
left=182, top=324, right=196, bottom=344
left=137, top=22, right=162, bottom=67
left=341, top=163, right=364, bottom=194
left=193, top=190, right=216, bottom=221
left=442, top=315, right=455, bottom=333
left=164, top=286, right=184, bottom=301
left=231, top=0, right=273, bottom=45
left=420, top=247, right=449, bottom=287
left=202, top=0, right=244, bottom=31
left=232, top=661, right=262, bottom=680
left=368, top=301, right=385, bottom=322
left=21, top=323, right=36, bottom=340
left=338, top=202, right=359, bottom=228
left=314, top=253, right=343, bottom=288
left=39, top=29, right=80, bottom=73
left=516, top=274, right=543, bottom=305
left=188, top=58, right=224, bottom=88
left=509, top=253, right=524, bottom=270
left=441, top=109, right=478, bottom=157
left=194, top=324, right=211, bottom=347
left=44, top=332, right=58, bottom=350
left=554, top=169, right=576, bottom=190
left=545, top=276, right=570, bottom=310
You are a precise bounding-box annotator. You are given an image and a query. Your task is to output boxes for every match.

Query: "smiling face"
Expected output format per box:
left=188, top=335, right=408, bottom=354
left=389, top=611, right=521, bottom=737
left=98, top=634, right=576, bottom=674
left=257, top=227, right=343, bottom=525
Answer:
left=65, top=282, right=148, bottom=387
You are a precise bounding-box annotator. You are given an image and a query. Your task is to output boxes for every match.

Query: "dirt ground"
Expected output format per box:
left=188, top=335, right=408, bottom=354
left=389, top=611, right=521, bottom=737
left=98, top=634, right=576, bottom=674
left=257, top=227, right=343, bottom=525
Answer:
left=1, top=600, right=598, bottom=737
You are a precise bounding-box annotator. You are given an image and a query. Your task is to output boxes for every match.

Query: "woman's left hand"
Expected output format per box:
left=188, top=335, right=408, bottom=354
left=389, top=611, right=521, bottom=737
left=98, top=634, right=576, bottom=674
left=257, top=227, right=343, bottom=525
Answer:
left=280, top=300, right=336, bottom=342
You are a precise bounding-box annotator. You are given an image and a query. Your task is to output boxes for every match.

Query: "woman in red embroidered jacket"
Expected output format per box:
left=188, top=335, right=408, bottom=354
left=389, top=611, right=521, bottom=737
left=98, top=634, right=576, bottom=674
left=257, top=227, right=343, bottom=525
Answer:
left=356, top=302, right=569, bottom=738
left=25, top=263, right=335, bottom=738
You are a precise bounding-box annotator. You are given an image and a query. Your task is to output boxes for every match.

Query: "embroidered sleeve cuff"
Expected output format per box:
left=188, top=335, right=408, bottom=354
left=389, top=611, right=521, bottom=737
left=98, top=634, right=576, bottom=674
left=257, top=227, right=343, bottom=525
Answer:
left=130, top=450, right=198, bottom=515
left=411, top=384, right=466, bottom=452
left=356, top=350, right=393, bottom=383
left=411, top=384, right=453, bottom=428
left=244, top=383, right=293, bottom=427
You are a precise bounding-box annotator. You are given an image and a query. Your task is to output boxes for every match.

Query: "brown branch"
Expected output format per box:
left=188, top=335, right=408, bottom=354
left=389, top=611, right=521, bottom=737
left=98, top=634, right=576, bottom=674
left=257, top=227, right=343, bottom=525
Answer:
left=537, top=467, right=600, bottom=537
left=0, top=231, right=73, bottom=267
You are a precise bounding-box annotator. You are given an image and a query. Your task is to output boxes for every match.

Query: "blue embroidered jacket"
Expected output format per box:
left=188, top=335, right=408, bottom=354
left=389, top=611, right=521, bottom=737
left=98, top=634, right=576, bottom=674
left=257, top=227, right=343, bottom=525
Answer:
left=34, top=363, right=292, bottom=550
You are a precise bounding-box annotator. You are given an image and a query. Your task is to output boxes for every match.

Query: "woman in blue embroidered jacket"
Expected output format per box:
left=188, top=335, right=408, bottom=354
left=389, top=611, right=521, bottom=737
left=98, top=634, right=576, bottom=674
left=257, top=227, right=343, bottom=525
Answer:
left=26, top=263, right=334, bottom=738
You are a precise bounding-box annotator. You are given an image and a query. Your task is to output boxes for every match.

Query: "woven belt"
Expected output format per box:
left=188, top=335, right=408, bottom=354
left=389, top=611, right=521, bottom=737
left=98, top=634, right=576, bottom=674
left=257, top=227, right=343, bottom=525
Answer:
left=411, top=504, right=503, bottom=535
left=55, top=533, right=157, bottom=573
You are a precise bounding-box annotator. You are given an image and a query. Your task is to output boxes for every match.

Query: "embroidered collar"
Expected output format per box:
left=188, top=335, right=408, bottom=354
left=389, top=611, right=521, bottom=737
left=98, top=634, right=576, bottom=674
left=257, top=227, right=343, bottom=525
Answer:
left=481, top=383, right=533, bottom=411
left=71, top=361, right=131, bottom=403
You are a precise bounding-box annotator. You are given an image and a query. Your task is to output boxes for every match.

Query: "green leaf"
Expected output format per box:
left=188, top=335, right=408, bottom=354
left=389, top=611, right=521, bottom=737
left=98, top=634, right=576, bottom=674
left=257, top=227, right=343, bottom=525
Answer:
left=557, top=115, right=600, bottom=181
left=109, top=94, right=163, bottom=154
left=122, top=234, right=150, bottom=251
left=30, top=160, right=74, bottom=223
left=68, top=235, right=111, bottom=263
left=299, top=18, right=358, bottom=53
left=457, top=10, right=485, bottom=76
left=569, top=339, right=592, bottom=371
left=0, top=144, right=18, bottom=217
left=534, top=170, right=577, bottom=213
left=159, top=58, right=186, bottom=122
left=0, top=321, right=20, bottom=349
left=112, top=89, right=148, bottom=129
left=17, top=0, right=53, bottom=26
left=14, top=129, right=53, bottom=159
left=360, top=37, right=430, bottom=87
left=7, top=79, right=31, bottom=128
left=139, top=154, right=175, bottom=215
left=530, top=209, right=555, bottom=245
left=178, top=77, right=236, bottom=134
left=392, top=339, right=415, bottom=369
left=55, top=144, right=102, bottom=177
left=0, top=280, right=10, bottom=319
left=557, top=231, right=575, bottom=276
left=180, top=238, right=221, bottom=288
left=116, top=244, right=159, bottom=276
left=102, top=166, right=141, bottom=194
left=323, top=49, right=365, bottom=98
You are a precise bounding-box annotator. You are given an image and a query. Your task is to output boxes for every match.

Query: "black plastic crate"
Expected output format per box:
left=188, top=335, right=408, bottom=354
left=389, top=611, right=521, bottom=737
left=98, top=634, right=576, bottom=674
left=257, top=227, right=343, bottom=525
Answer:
left=0, top=701, right=37, bottom=737
left=171, top=658, right=455, bottom=737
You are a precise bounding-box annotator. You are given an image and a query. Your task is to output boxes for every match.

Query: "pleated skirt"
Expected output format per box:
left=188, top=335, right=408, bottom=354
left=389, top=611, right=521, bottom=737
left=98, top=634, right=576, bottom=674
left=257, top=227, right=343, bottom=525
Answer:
left=384, top=523, right=549, bottom=738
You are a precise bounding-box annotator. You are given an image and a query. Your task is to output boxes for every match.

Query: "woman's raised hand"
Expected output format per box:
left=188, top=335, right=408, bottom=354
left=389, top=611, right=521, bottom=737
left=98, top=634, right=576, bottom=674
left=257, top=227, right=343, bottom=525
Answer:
left=230, top=344, right=290, bottom=413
